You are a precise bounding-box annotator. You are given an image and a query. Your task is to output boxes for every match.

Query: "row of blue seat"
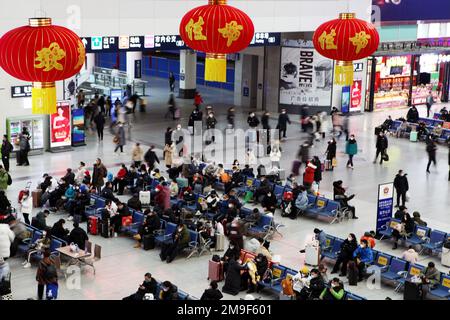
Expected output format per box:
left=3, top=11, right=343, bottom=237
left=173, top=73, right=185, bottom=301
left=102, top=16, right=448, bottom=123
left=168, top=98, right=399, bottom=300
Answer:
left=322, top=235, right=450, bottom=299
left=389, top=118, right=450, bottom=143
left=18, top=224, right=67, bottom=261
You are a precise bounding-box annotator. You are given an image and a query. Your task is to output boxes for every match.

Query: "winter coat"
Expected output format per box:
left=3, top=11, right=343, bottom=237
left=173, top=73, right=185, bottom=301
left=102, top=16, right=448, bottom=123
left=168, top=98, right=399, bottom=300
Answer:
left=36, top=257, right=56, bottom=285
left=155, top=187, right=170, bottom=211
left=222, top=260, right=247, bottom=295
left=303, top=164, right=316, bottom=185
left=295, top=191, right=308, bottom=210
left=353, top=246, right=373, bottom=264
left=406, top=108, right=419, bottom=123
left=401, top=248, right=419, bottom=264
left=69, top=227, right=89, bottom=250
left=1, top=140, right=13, bottom=157
left=20, top=195, right=33, bottom=215
left=0, top=169, right=8, bottom=191
left=201, top=288, right=223, bottom=300
left=206, top=116, right=217, bottom=129
left=144, top=150, right=160, bottom=166
left=376, top=135, right=388, bottom=151
left=92, top=164, right=107, bottom=188
left=311, top=158, right=322, bottom=182
left=277, top=113, right=291, bottom=130
left=393, top=174, right=409, bottom=194
left=116, top=126, right=126, bottom=146
left=247, top=116, right=260, bottom=128
left=19, top=134, right=30, bottom=151
left=173, top=225, right=190, bottom=247
left=132, top=145, right=143, bottom=162
left=94, top=113, right=105, bottom=129
left=261, top=114, right=270, bottom=130
left=338, top=239, right=358, bottom=260
left=164, top=145, right=174, bottom=167
left=326, top=141, right=337, bottom=160
left=345, top=139, right=358, bottom=156
left=0, top=224, right=15, bottom=258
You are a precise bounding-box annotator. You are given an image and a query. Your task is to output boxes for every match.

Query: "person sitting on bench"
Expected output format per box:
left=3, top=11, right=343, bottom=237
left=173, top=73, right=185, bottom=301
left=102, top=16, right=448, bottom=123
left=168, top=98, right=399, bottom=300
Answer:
left=159, top=222, right=190, bottom=263
left=352, top=239, right=373, bottom=282
left=123, top=273, right=157, bottom=300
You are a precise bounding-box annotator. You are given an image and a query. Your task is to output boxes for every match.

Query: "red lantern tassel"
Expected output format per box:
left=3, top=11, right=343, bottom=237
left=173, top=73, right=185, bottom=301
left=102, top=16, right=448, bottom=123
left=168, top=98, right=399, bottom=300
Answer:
left=32, top=82, right=57, bottom=114
left=334, top=61, right=353, bottom=86
left=205, top=53, right=227, bottom=83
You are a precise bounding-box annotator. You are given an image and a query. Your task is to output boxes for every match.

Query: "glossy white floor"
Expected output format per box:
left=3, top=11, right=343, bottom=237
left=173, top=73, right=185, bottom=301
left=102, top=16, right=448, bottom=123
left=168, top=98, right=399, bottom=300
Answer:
left=5, top=76, right=450, bottom=300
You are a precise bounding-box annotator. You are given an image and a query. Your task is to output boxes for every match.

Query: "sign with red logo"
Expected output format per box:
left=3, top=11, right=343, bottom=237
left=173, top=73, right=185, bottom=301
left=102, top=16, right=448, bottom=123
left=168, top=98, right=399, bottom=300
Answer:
left=350, top=80, right=362, bottom=111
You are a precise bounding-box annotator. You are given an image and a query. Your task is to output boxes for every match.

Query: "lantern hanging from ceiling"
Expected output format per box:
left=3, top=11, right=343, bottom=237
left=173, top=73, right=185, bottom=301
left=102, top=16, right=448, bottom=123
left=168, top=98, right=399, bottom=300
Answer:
left=0, top=18, right=85, bottom=114
left=179, top=0, right=254, bottom=82
left=313, top=13, right=379, bottom=86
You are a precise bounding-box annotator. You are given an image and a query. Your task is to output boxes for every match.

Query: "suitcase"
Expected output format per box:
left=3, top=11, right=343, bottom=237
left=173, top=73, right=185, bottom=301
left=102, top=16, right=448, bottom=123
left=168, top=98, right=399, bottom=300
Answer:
left=347, top=261, right=358, bottom=286
left=139, top=191, right=151, bottom=207
left=143, top=234, right=155, bottom=250
left=441, top=247, right=450, bottom=267
left=208, top=260, right=224, bottom=282
left=99, top=219, right=110, bottom=238
left=291, top=160, right=301, bottom=176
left=410, top=131, right=418, bottom=142
left=304, top=242, right=320, bottom=266
left=32, top=190, right=42, bottom=208
left=215, top=233, right=225, bottom=251
left=324, top=160, right=332, bottom=171
left=88, top=216, right=98, bottom=235
left=403, top=281, right=423, bottom=300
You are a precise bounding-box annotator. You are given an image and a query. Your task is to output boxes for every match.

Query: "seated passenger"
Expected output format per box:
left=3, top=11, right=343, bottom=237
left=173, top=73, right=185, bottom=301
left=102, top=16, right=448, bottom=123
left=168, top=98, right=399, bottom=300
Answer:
left=134, top=210, right=160, bottom=248
left=261, top=191, right=277, bottom=213
left=331, top=233, right=358, bottom=277
left=297, top=268, right=325, bottom=300
left=127, top=193, right=142, bottom=212
left=200, top=281, right=223, bottom=300
left=352, top=239, right=373, bottom=282
left=222, top=258, right=248, bottom=296
left=113, top=164, right=128, bottom=195
left=360, top=231, right=376, bottom=249
left=123, top=273, right=157, bottom=300
left=245, top=253, right=269, bottom=294
left=294, top=185, right=308, bottom=217
left=23, top=230, right=52, bottom=268
left=401, top=246, right=419, bottom=264
left=50, top=219, right=69, bottom=242
left=159, top=222, right=189, bottom=263
left=420, top=262, right=440, bottom=289
left=68, top=222, right=89, bottom=250
left=412, top=211, right=427, bottom=226
left=159, top=281, right=179, bottom=300
left=319, top=278, right=345, bottom=301
left=333, top=180, right=358, bottom=219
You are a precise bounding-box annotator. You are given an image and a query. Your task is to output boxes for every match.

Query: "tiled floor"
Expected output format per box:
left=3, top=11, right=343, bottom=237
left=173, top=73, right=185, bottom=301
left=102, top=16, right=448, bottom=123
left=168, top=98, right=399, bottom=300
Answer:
left=4, top=76, right=450, bottom=300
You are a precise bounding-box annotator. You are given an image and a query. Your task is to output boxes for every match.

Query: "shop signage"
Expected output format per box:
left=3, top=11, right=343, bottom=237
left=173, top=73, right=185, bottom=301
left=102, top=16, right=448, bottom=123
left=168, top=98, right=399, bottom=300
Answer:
left=375, top=0, right=450, bottom=22
left=82, top=33, right=281, bottom=53
left=11, top=85, right=32, bottom=98
left=341, top=86, right=350, bottom=113
left=376, top=182, right=394, bottom=235
left=350, top=80, right=363, bottom=111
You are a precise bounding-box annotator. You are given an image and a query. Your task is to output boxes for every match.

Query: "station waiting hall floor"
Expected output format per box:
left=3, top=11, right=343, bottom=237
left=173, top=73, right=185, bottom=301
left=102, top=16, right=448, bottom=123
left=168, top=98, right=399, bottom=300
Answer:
left=5, top=76, right=450, bottom=300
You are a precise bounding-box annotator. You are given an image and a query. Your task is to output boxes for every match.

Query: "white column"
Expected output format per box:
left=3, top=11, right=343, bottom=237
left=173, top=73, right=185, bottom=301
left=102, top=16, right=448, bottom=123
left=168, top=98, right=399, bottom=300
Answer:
left=126, top=51, right=143, bottom=81
left=179, top=50, right=197, bottom=99
left=85, top=53, right=95, bottom=75
left=234, top=54, right=252, bottom=107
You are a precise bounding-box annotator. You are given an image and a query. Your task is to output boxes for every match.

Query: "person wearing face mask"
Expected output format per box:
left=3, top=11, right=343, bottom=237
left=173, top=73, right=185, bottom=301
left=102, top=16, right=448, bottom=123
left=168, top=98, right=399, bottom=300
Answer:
left=345, top=134, right=358, bottom=169
left=114, top=122, right=126, bottom=154
left=221, top=241, right=240, bottom=274
left=206, top=112, right=217, bottom=145
left=159, top=222, right=190, bottom=263
left=331, top=233, right=358, bottom=277
left=277, top=109, right=291, bottom=141
left=261, top=191, right=277, bottom=213
left=298, top=268, right=325, bottom=300
left=201, top=280, right=223, bottom=300
left=319, top=278, right=345, bottom=300
left=172, top=124, right=185, bottom=157
left=393, top=170, right=409, bottom=208
left=373, top=131, right=388, bottom=165
left=352, top=239, right=374, bottom=282
left=333, top=180, right=358, bottom=219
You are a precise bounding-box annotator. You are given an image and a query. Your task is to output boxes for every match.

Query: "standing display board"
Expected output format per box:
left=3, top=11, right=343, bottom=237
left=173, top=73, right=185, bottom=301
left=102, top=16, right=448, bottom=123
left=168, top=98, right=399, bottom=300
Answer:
left=376, top=182, right=395, bottom=235
left=49, top=101, right=72, bottom=152
left=72, top=108, right=86, bottom=147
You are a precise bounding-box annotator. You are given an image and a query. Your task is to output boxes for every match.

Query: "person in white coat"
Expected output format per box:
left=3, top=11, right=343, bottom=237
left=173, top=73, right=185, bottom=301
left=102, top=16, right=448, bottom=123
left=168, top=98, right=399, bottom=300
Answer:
left=75, top=162, right=86, bottom=184
left=19, top=190, right=33, bottom=225
left=0, top=224, right=15, bottom=259
left=269, top=141, right=282, bottom=169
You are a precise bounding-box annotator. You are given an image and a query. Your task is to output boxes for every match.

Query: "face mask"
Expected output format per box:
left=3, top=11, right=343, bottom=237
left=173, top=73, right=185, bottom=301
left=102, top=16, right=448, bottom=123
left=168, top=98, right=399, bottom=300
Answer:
left=331, top=283, right=338, bottom=288
left=230, top=246, right=234, bottom=249
left=361, top=245, right=366, bottom=249
left=348, top=237, right=352, bottom=241
left=177, top=126, right=181, bottom=131
left=178, top=228, right=183, bottom=232
left=228, top=205, right=233, bottom=208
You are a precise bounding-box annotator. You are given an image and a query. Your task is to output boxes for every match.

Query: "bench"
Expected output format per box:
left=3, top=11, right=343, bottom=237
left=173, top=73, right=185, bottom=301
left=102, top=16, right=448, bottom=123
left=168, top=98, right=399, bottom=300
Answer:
left=380, top=257, right=408, bottom=283
left=419, top=230, right=447, bottom=255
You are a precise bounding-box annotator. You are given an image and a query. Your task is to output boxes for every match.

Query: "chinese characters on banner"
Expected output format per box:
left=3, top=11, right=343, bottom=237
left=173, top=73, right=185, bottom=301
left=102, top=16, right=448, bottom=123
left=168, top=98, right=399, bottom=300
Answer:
left=279, top=47, right=333, bottom=107
left=376, top=183, right=394, bottom=234
left=350, top=80, right=363, bottom=111
left=50, top=101, right=72, bottom=149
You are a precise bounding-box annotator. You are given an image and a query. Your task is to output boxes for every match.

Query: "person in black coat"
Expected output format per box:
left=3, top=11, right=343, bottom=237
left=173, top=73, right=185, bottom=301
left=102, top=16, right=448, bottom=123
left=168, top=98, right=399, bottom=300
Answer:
left=1, top=135, right=13, bottom=172
left=298, top=269, right=325, bottom=300
left=222, top=241, right=240, bottom=274
left=261, top=112, right=271, bottom=130
left=406, top=106, right=419, bottom=123
left=144, top=146, right=160, bottom=171
left=222, top=258, right=248, bottom=296
left=261, top=192, right=277, bottom=213
left=200, top=281, right=223, bottom=300
left=69, top=222, right=89, bottom=250
left=277, top=109, right=291, bottom=140
left=93, top=112, right=105, bottom=141
left=50, top=219, right=69, bottom=242
left=160, top=281, right=179, bottom=300
left=164, top=127, right=173, bottom=145
left=392, top=208, right=414, bottom=249
left=311, top=156, right=322, bottom=184
left=331, top=233, right=358, bottom=276
left=374, top=132, right=388, bottom=164
left=426, top=140, right=437, bottom=173
left=325, top=138, right=337, bottom=164
left=393, top=170, right=409, bottom=208
left=247, top=113, right=260, bottom=128
left=123, top=273, right=157, bottom=300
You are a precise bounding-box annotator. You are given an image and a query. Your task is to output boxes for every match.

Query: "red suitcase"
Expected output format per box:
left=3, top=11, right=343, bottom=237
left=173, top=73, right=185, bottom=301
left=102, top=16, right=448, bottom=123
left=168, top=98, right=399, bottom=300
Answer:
left=208, top=260, right=224, bottom=282
left=88, top=216, right=98, bottom=235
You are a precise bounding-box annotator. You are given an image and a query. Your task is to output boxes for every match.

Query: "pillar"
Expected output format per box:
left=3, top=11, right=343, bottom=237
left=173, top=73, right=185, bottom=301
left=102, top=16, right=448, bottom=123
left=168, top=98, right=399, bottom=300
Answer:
left=85, top=53, right=96, bottom=75
left=262, top=46, right=281, bottom=113
left=179, top=50, right=197, bottom=99
left=126, top=51, right=143, bottom=81
left=234, top=54, right=253, bottom=107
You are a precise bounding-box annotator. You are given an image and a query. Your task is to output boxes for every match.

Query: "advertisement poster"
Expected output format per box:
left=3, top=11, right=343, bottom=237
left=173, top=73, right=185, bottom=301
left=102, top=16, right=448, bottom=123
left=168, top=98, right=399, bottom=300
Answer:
left=350, top=80, right=363, bottom=112
left=72, top=109, right=86, bottom=146
left=376, top=183, right=394, bottom=234
left=341, top=86, right=350, bottom=114
left=279, top=47, right=333, bottom=107
left=50, top=101, right=72, bottom=149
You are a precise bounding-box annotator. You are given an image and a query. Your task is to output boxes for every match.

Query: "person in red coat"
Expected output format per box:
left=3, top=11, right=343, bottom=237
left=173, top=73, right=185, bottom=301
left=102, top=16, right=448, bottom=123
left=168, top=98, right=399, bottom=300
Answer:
left=154, top=183, right=170, bottom=211
left=114, top=164, right=128, bottom=195
left=303, top=162, right=316, bottom=188
left=194, top=91, right=203, bottom=108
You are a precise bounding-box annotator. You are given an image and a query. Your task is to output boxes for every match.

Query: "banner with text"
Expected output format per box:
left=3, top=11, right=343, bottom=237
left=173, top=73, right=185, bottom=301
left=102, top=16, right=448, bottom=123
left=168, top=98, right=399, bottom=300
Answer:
left=376, top=182, right=394, bottom=234
left=279, top=47, right=333, bottom=107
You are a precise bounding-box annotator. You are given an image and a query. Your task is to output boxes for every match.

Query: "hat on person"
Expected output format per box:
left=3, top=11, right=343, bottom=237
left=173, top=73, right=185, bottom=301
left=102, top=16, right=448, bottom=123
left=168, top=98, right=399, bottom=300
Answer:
left=300, top=266, right=310, bottom=274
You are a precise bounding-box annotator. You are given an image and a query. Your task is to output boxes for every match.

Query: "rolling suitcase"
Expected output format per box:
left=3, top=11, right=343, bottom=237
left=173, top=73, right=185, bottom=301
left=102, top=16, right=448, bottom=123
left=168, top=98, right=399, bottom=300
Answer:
left=88, top=216, right=98, bottom=235
left=208, top=260, right=224, bottom=282
left=139, top=191, right=151, bottom=208
left=99, top=219, right=110, bottom=238
left=291, top=160, right=301, bottom=176
left=403, top=281, right=423, bottom=300
left=324, top=160, right=332, bottom=171
left=32, top=190, right=42, bottom=208
left=410, top=131, right=418, bottom=142
left=143, top=234, right=155, bottom=250
left=215, top=233, right=225, bottom=251
left=304, top=241, right=320, bottom=266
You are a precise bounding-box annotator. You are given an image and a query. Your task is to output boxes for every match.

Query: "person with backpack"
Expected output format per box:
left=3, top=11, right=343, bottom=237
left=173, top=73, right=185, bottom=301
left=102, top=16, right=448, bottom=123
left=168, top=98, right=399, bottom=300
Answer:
left=1, top=135, right=13, bottom=172
left=0, top=165, right=9, bottom=191
left=36, top=249, right=57, bottom=300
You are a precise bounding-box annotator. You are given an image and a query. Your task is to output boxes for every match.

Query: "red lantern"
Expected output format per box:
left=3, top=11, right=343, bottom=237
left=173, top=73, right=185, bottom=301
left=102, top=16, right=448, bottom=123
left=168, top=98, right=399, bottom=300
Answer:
left=0, top=18, right=85, bottom=114
left=313, top=13, right=379, bottom=86
left=180, top=0, right=254, bottom=82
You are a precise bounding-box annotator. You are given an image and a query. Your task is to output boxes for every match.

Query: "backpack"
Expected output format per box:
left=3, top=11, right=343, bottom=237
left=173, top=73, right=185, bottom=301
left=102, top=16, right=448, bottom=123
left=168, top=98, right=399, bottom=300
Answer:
left=44, top=264, right=57, bottom=280
left=281, top=278, right=294, bottom=296
left=220, top=173, right=231, bottom=183
left=7, top=174, right=12, bottom=186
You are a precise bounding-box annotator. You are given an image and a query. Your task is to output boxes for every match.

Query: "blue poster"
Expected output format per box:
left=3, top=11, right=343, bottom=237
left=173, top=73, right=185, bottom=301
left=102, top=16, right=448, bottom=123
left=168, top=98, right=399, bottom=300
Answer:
left=376, top=183, right=394, bottom=234
left=72, top=109, right=86, bottom=146
left=374, top=0, right=450, bottom=22
left=341, top=86, right=350, bottom=114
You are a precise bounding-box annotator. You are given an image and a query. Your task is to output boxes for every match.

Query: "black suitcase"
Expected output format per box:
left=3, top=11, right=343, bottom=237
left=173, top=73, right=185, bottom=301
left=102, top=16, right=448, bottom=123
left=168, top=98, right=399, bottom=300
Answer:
left=403, top=281, right=423, bottom=300
left=99, top=220, right=110, bottom=238
left=374, top=126, right=382, bottom=136
left=347, top=261, right=358, bottom=286
left=143, top=234, right=155, bottom=250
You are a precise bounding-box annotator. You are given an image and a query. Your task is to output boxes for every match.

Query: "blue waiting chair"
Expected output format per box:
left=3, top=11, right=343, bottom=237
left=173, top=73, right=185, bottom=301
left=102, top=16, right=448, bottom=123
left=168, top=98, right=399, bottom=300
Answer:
left=380, top=257, right=408, bottom=282
left=405, top=225, right=430, bottom=246
left=321, top=238, right=343, bottom=261
left=420, top=230, right=447, bottom=255
left=155, top=222, right=177, bottom=246
left=394, top=264, right=425, bottom=292
left=428, top=275, right=450, bottom=299
left=379, top=219, right=402, bottom=240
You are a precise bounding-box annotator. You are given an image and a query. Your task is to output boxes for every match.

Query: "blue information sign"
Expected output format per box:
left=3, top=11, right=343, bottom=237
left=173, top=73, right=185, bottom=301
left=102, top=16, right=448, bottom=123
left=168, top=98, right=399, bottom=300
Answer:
left=376, top=182, right=394, bottom=234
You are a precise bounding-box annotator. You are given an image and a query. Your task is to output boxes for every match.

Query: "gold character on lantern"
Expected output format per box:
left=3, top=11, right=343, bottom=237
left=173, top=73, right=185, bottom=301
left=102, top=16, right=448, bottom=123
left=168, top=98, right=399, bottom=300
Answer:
left=218, top=21, right=244, bottom=47
left=350, top=31, right=371, bottom=54
left=74, top=41, right=86, bottom=70
left=318, top=29, right=338, bottom=50
left=185, top=16, right=207, bottom=41
left=34, top=42, right=66, bottom=71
